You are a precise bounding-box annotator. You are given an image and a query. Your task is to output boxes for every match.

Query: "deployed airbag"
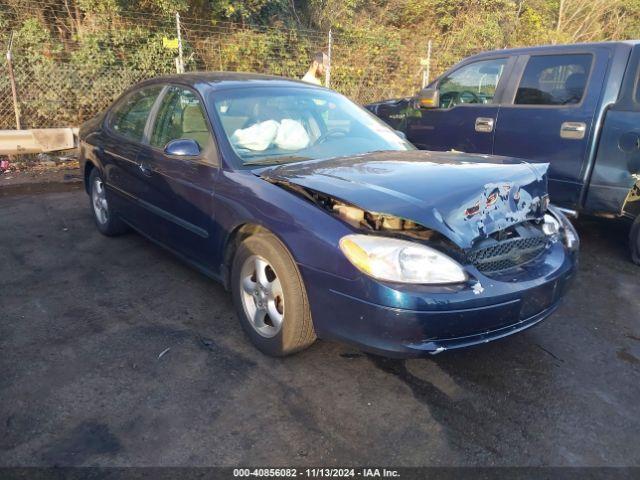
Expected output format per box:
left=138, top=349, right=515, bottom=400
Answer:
left=274, top=119, right=310, bottom=150
left=231, top=120, right=279, bottom=151
left=231, top=119, right=309, bottom=151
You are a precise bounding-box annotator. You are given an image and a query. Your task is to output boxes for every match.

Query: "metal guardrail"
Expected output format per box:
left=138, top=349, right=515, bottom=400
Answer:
left=0, top=128, right=77, bottom=155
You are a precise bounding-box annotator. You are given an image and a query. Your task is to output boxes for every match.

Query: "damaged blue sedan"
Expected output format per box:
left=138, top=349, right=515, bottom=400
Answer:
left=79, top=73, right=579, bottom=357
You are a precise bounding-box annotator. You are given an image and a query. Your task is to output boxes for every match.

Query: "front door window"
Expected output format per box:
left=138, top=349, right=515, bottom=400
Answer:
left=151, top=87, right=212, bottom=151
left=438, top=58, right=508, bottom=108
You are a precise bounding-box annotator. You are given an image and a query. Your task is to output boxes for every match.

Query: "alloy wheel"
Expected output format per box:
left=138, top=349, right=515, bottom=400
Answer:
left=239, top=255, right=285, bottom=338
left=92, top=177, right=109, bottom=225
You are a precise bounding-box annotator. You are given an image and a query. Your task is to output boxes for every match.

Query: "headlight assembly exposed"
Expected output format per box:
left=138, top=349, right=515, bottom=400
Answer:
left=560, top=216, right=579, bottom=250
left=339, top=234, right=467, bottom=284
left=542, top=213, right=561, bottom=236
left=547, top=207, right=579, bottom=251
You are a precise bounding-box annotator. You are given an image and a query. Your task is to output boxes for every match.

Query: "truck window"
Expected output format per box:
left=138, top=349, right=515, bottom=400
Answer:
left=515, top=54, right=592, bottom=106
left=437, top=58, right=507, bottom=108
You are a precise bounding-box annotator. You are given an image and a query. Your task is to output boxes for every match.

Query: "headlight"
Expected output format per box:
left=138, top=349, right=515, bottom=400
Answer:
left=542, top=213, right=561, bottom=236
left=563, top=225, right=578, bottom=250
left=560, top=216, right=579, bottom=251
left=547, top=207, right=579, bottom=251
left=339, top=234, right=467, bottom=284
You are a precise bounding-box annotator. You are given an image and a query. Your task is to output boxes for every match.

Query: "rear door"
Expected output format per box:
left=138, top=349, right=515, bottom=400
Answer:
left=135, top=85, right=221, bottom=270
left=101, top=85, right=163, bottom=226
left=405, top=56, right=513, bottom=153
left=585, top=45, right=640, bottom=216
left=493, top=50, right=609, bottom=208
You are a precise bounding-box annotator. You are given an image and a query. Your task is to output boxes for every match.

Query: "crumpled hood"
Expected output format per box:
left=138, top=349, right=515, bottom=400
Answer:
left=259, top=150, right=549, bottom=249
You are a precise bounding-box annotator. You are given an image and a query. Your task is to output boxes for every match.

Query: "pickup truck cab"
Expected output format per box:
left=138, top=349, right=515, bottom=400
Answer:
left=367, top=41, right=640, bottom=263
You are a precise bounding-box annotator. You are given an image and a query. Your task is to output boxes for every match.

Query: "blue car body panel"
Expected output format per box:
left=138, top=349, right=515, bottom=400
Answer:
left=408, top=104, right=500, bottom=154
left=79, top=73, right=578, bottom=357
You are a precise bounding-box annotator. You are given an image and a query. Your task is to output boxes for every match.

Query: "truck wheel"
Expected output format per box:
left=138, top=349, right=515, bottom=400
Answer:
left=89, top=168, right=128, bottom=236
left=631, top=217, right=640, bottom=265
left=231, top=232, right=316, bottom=356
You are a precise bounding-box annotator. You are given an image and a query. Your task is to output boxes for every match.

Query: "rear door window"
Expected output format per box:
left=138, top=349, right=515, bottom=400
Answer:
left=438, top=58, right=508, bottom=108
left=109, top=85, right=162, bottom=141
left=515, top=54, right=592, bottom=105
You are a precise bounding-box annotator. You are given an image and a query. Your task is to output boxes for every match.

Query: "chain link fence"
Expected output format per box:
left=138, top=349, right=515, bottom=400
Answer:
left=0, top=10, right=443, bottom=130
left=0, top=55, right=14, bottom=130
left=1, top=59, right=154, bottom=129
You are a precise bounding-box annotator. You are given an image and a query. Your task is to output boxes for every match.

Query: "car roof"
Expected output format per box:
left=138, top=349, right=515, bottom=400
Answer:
left=468, top=40, right=639, bottom=60
left=133, top=71, right=322, bottom=94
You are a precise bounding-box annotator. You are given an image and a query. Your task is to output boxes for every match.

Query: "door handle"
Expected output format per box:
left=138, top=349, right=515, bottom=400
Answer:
left=138, top=162, right=153, bottom=177
left=475, top=117, right=494, bottom=133
left=560, top=122, right=586, bottom=140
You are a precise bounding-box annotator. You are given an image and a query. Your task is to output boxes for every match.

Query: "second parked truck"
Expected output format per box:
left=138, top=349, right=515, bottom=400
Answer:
left=367, top=41, right=640, bottom=264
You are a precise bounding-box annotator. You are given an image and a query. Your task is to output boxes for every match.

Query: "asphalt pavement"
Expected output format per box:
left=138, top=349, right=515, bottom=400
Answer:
left=1, top=189, right=639, bottom=467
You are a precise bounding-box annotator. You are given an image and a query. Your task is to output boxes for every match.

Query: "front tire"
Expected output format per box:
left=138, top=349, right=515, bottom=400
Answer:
left=231, top=232, right=316, bottom=356
left=630, top=216, right=640, bottom=265
left=89, top=168, right=128, bottom=236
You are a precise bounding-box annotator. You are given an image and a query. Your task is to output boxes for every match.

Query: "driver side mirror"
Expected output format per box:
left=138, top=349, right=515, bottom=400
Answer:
left=164, top=138, right=201, bottom=157
left=416, top=87, right=439, bottom=109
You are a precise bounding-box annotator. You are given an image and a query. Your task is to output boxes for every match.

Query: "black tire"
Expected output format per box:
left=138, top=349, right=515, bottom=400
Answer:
left=630, top=216, right=640, bottom=266
left=88, top=168, right=128, bottom=236
left=231, top=232, right=316, bottom=356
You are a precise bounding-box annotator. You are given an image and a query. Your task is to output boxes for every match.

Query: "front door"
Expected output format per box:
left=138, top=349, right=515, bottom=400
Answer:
left=405, top=57, right=511, bottom=153
left=493, top=50, right=609, bottom=208
left=136, top=85, right=221, bottom=271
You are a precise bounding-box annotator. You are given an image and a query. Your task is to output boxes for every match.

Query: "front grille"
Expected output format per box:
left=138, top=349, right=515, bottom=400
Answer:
left=466, top=235, right=548, bottom=273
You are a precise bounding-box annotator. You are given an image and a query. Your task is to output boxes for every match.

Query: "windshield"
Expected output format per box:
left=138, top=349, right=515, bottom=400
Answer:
left=209, top=87, right=414, bottom=166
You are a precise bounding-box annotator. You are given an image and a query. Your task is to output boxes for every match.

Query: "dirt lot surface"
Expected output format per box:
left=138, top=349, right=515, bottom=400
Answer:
left=1, top=189, right=639, bottom=467
left=0, top=155, right=81, bottom=198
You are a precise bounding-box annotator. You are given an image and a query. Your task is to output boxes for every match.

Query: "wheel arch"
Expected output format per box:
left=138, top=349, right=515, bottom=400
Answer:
left=221, top=223, right=268, bottom=290
left=220, top=222, right=302, bottom=291
left=84, top=160, right=96, bottom=194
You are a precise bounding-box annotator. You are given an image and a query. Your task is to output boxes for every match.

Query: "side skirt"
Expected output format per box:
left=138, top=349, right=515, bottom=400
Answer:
left=118, top=216, right=224, bottom=285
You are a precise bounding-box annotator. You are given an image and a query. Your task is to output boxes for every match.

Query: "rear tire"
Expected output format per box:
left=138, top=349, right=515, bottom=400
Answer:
left=630, top=216, right=640, bottom=266
left=231, top=232, right=316, bottom=356
left=89, top=168, right=128, bottom=236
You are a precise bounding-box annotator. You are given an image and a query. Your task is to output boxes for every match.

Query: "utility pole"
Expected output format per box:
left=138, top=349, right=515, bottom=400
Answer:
left=325, top=28, right=332, bottom=89
left=422, top=40, right=432, bottom=88
left=555, top=0, right=565, bottom=43
left=6, top=32, right=21, bottom=130
left=176, top=12, right=184, bottom=74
